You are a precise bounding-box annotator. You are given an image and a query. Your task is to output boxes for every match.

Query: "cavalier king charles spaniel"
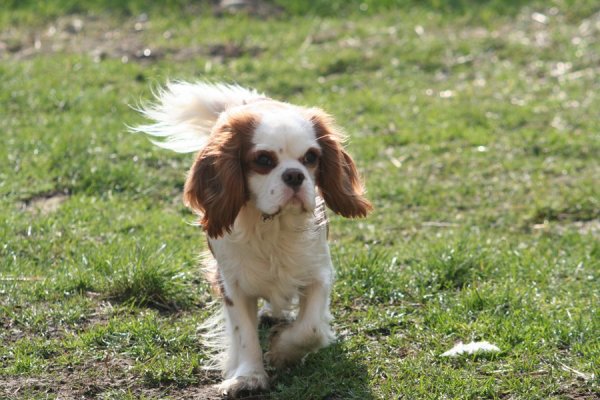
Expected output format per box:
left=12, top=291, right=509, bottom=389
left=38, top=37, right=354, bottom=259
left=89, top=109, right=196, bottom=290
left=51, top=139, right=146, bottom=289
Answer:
left=134, top=82, right=372, bottom=397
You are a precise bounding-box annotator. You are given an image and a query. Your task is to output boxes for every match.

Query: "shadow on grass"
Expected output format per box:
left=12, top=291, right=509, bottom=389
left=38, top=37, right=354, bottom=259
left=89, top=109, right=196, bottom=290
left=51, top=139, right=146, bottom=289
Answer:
left=137, top=317, right=373, bottom=398
left=268, top=342, right=374, bottom=400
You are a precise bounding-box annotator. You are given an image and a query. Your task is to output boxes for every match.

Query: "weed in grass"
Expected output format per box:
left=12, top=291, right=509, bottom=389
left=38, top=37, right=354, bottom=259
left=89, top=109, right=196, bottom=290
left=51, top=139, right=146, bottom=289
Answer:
left=103, top=246, right=194, bottom=311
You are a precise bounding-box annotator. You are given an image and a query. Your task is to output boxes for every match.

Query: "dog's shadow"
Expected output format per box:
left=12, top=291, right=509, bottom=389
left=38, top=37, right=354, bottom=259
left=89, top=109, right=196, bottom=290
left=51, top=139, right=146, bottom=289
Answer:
left=258, top=320, right=374, bottom=399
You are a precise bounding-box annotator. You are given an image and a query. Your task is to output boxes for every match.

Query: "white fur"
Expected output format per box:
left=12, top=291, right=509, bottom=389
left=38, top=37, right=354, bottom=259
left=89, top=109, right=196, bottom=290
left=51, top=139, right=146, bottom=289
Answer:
left=131, top=81, right=264, bottom=152
left=210, top=206, right=334, bottom=395
left=135, top=82, right=337, bottom=397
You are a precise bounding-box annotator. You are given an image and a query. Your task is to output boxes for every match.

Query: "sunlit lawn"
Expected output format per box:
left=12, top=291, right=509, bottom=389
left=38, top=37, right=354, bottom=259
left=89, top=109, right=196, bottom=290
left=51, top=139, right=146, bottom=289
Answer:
left=1, top=1, right=599, bottom=398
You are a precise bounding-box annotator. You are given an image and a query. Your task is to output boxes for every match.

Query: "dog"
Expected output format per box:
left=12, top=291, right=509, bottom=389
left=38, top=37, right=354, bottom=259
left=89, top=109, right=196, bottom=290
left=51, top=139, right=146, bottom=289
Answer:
left=133, top=82, right=372, bottom=397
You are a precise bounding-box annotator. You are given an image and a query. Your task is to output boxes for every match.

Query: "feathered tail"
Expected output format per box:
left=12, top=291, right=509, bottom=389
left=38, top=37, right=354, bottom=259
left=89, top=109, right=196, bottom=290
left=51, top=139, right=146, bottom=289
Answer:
left=131, top=81, right=264, bottom=153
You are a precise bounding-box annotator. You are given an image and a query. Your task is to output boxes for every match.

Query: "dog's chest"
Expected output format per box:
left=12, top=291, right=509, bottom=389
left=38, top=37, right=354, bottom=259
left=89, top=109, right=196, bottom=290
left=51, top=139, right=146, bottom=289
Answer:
left=214, top=223, right=327, bottom=305
left=241, top=231, right=317, bottom=291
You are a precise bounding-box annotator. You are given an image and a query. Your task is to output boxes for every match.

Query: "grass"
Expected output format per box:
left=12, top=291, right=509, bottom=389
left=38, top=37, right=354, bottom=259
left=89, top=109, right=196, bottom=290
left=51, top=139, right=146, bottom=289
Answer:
left=1, top=0, right=599, bottom=398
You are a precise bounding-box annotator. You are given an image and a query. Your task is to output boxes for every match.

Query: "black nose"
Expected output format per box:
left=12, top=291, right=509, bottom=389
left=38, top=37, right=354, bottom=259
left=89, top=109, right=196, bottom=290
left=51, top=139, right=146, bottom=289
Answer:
left=282, top=168, right=305, bottom=189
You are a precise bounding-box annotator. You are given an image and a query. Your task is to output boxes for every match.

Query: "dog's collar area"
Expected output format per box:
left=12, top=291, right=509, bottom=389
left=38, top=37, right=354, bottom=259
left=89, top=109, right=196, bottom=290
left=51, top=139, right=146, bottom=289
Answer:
left=261, top=209, right=281, bottom=222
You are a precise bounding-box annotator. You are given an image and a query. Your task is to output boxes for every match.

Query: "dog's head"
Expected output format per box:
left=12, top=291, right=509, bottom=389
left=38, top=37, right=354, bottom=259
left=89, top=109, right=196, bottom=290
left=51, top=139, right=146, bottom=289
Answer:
left=184, top=102, right=372, bottom=238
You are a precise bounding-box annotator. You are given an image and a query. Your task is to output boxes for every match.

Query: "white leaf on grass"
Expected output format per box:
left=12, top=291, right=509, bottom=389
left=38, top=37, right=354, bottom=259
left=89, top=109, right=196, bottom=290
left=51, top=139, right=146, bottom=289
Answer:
left=440, top=341, right=500, bottom=357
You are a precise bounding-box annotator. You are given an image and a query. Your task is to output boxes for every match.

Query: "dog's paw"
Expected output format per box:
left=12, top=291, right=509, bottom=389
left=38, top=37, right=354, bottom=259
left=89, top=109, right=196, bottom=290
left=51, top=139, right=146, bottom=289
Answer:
left=266, top=322, right=335, bottom=369
left=265, top=324, right=301, bottom=369
left=217, top=373, right=269, bottom=398
left=267, top=321, right=290, bottom=341
left=265, top=348, right=295, bottom=370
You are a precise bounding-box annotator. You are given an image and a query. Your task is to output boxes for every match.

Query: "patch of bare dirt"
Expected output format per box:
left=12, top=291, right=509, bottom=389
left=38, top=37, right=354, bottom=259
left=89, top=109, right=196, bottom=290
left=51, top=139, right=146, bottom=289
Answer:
left=0, top=358, right=223, bottom=400
left=214, top=0, right=283, bottom=18
left=561, top=220, right=600, bottom=237
left=552, top=383, right=599, bottom=400
left=1, top=15, right=163, bottom=63
left=172, top=41, right=263, bottom=63
left=532, top=220, right=600, bottom=238
left=20, top=191, right=69, bottom=215
left=0, top=298, right=112, bottom=343
left=0, top=11, right=266, bottom=64
left=0, top=298, right=228, bottom=399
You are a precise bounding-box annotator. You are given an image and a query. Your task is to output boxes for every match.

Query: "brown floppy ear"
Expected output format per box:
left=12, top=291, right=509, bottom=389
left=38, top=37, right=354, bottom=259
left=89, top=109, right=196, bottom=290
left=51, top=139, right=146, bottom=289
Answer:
left=183, top=113, right=256, bottom=238
left=310, top=110, right=373, bottom=218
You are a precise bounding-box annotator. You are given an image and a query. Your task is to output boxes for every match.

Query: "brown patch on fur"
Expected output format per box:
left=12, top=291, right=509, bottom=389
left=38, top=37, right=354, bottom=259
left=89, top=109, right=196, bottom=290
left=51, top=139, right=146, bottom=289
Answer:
left=299, top=147, right=321, bottom=168
left=184, top=112, right=258, bottom=238
left=206, top=238, right=215, bottom=256
left=204, top=264, right=220, bottom=296
left=204, top=256, right=234, bottom=307
left=247, top=149, right=279, bottom=175
left=205, top=239, right=222, bottom=297
left=309, top=110, right=373, bottom=218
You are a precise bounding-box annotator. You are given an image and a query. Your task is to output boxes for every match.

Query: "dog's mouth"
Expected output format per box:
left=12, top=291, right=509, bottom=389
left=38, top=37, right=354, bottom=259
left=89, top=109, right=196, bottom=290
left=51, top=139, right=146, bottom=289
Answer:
left=285, top=194, right=310, bottom=212
left=262, top=196, right=310, bottom=221
left=287, top=196, right=304, bottom=206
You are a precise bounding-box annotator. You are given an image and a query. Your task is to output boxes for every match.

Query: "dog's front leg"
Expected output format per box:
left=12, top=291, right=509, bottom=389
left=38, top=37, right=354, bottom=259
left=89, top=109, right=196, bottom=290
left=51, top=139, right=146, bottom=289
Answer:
left=218, top=285, right=268, bottom=397
left=266, top=271, right=335, bottom=368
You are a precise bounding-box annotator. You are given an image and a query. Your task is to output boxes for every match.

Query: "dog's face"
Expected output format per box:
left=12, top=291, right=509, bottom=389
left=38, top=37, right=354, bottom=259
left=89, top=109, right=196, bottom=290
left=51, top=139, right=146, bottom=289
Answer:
left=183, top=102, right=372, bottom=238
left=247, top=107, right=320, bottom=217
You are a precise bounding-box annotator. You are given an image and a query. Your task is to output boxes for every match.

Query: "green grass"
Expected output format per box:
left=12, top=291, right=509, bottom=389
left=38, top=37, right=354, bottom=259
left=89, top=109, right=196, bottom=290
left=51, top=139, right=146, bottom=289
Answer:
left=1, top=0, right=599, bottom=398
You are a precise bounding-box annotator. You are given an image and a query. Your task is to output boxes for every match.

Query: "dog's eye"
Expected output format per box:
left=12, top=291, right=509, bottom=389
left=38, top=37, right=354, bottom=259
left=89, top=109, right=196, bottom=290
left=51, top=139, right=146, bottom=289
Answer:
left=302, top=150, right=319, bottom=166
left=255, top=154, right=274, bottom=167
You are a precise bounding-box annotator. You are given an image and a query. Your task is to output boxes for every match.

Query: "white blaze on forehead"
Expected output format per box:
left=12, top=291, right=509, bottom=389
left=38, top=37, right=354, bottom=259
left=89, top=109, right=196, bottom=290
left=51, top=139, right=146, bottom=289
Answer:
left=252, top=108, right=318, bottom=156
